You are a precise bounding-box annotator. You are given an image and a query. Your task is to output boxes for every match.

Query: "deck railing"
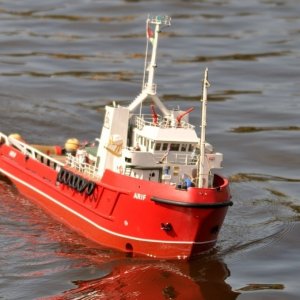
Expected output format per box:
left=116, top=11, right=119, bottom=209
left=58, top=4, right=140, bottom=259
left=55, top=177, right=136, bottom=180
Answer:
left=65, top=153, right=100, bottom=179
left=124, top=146, right=197, bottom=166
left=133, top=115, right=195, bottom=130
left=2, top=133, right=63, bottom=171
left=1, top=132, right=101, bottom=180
left=153, top=152, right=197, bottom=165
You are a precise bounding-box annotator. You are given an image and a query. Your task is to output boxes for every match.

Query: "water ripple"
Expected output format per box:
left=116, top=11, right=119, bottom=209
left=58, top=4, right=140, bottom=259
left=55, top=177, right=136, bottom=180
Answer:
left=231, top=125, right=300, bottom=133
left=178, top=51, right=291, bottom=62
left=229, top=173, right=300, bottom=183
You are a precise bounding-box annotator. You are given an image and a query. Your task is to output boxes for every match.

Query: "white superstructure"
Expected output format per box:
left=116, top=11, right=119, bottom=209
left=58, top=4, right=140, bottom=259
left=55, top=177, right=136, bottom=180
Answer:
left=93, top=15, right=223, bottom=188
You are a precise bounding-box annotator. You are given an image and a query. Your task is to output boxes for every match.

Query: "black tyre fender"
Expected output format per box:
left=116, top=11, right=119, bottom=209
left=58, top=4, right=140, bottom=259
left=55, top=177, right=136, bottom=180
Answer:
left=76, top=177, right=88, bottom=193
left=67, top=173, right=74, bottom=186
left=63, top=170, right=72, bottom=185
left=70, top=174, right=79, bottom=189
left=86, top=181, right=96, bottom=196
left=57, top=168, right=65, bottom=183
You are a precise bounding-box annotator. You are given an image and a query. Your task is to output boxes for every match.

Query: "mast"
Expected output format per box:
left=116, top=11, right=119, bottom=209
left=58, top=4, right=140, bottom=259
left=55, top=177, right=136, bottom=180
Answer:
left=127, top=15, right=171, bottom=115
left=198, top=68, right=210, bottom=188
left=142, top=15, right=150, bottom=92
left=145, top=16, right=163, bottom=94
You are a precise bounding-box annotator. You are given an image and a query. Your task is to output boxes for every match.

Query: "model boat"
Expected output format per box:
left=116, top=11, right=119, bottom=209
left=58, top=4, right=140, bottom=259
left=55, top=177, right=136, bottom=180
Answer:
left=0, top=15, right=232, bottom=260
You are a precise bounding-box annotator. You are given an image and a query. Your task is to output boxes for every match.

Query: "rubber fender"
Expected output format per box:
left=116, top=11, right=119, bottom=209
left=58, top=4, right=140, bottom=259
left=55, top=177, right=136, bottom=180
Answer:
left=57, top=168, right=66, bottom=183
left=69, top=174, right=79, bottom=189
left=63, top=170, right=72, bottom=185
left=86, top=181, right=96, bottom=196
left=67, top=173, right=74, bottom=186
left=76, top=177, right=88, bottom=193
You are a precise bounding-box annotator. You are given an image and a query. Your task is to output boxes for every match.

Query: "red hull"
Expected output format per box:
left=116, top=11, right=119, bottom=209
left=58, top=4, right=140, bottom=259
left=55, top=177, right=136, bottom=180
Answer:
left=0, top=142, right=231, bottom=259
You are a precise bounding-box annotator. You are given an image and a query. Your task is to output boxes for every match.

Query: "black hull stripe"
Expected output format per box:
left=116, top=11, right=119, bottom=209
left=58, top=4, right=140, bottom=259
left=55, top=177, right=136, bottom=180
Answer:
left=151, top=197, right=233, bottom=208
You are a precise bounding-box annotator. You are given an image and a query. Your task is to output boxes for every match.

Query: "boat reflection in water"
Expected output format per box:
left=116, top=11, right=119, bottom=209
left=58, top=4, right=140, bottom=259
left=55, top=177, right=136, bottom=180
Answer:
left=48, top=254, right=239, bottom=300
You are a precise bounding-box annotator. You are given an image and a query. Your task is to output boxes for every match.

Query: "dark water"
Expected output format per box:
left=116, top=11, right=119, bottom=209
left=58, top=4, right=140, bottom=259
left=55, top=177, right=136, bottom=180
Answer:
left=0, top=0, right=299, bottom=299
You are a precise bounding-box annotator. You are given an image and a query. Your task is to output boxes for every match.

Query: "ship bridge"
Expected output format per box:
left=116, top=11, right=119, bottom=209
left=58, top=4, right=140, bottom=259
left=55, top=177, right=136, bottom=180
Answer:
left=130, top=114, right=199, bottom=157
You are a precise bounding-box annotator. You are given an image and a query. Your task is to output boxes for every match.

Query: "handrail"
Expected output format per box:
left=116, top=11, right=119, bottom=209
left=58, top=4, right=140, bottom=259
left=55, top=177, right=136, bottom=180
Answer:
left=1, top=132, right=101, bottom=179
left=65, top=153, right=100, bottom=180
left=124, top=147, right=197, bottom=166
left=0, top=132, right=64, bottom=172
left=133, top=115, right=195, bottom=130
left=153, top=152, right=197, bottom=165
left=6, top=134, right=64, bottom=170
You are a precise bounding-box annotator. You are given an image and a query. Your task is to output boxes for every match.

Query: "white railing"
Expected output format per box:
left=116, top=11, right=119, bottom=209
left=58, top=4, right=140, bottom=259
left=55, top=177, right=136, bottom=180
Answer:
left=1, top=132, right=101, bottom=179
left=133, top=115, right=195, bottom=130
left=134, top=115, right=160, bottom=129
left=65, top=154, right=100, bottom=179
left=153, top=152, right=197, bottom=165
left=3, top=133, right=63, bottom=171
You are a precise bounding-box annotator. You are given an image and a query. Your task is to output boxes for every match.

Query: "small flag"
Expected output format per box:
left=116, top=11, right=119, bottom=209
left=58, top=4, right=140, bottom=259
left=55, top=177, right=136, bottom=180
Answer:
left=146, top=21, right=154, bottom=43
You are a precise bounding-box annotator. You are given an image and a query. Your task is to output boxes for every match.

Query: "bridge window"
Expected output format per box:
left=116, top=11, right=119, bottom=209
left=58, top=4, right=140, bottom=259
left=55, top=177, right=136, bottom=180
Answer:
left=189, top=144, right=195, bottom=152
left=162, top=143, right=168, bottom=151
left=155, top=143, right=161, bottom=151
left=181, top=144, right=187, bottom=152
left=170, top=143, right=180, bottom=151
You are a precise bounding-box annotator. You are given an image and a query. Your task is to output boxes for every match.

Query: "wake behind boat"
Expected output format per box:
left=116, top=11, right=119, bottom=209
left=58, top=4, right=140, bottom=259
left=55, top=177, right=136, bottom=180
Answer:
left=0, top=15, right=232, bottom=260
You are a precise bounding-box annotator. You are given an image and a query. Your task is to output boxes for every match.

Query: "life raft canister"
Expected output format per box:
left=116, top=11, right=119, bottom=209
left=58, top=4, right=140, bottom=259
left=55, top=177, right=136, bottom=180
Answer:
left=64, top=138, right=80, bottom=154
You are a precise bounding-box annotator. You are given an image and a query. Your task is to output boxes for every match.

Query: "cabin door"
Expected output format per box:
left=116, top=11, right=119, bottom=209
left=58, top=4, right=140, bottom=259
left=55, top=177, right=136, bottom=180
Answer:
left=147, top=169, right=160, bottom=182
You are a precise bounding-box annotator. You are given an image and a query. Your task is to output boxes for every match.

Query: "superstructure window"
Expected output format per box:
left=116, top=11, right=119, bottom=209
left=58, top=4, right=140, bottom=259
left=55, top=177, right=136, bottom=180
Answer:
left=181, top=144, right=187, bottom=152
left=162, top=143, right=168, bottom=151
left=155, top=143, right=161, bottom=151
left=188, top=144, right=195, bottom=152
left=170, top=143, right=180, bottom=151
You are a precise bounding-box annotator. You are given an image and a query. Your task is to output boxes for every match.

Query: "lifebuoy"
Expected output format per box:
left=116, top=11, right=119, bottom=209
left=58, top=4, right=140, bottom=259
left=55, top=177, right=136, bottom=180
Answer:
left=86, top=181, right=96, bottom=196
